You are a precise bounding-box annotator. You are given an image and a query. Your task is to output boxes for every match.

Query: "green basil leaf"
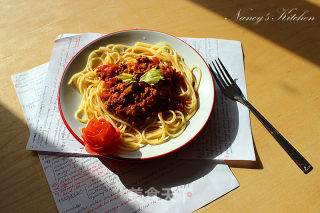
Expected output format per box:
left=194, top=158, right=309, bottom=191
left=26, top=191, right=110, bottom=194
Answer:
left=116, top=73, right=135, bottom=83
left=139, top=68, right=164, bottom=85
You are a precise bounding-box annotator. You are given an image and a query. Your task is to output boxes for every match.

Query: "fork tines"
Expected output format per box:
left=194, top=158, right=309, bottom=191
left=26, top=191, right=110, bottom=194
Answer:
left=208, top=58, right=235, bottom=89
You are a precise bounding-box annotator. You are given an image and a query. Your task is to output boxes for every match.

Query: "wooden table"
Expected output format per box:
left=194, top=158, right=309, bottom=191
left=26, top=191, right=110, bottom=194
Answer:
left=1, top=0, right=319, bottom=212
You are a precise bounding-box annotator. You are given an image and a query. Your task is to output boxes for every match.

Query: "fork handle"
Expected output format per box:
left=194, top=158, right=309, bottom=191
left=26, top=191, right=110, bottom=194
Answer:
left=241, top=99, right=313, bottom=174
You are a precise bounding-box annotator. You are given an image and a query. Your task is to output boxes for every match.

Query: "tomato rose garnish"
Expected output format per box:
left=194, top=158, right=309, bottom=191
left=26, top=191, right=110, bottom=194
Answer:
left=81, top=118, right=120, bottom=155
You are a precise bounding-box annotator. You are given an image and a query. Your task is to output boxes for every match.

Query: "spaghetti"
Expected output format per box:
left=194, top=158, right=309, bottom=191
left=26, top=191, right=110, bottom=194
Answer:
left=68, top=42, right=201, bottom=151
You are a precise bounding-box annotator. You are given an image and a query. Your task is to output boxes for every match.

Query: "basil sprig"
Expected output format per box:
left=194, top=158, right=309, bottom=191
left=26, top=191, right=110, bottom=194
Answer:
left=116, top=73, right=137, bottom=83
left=116, top=68, right=164, bottom=85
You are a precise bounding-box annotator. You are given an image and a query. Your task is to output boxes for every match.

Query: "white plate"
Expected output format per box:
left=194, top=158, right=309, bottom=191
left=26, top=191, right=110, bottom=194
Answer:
left=58, top=29, right=215, bottom=159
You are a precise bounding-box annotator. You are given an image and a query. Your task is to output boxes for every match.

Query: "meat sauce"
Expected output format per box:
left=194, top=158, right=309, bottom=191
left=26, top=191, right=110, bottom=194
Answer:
left=97, top=56, right=186, bottom=128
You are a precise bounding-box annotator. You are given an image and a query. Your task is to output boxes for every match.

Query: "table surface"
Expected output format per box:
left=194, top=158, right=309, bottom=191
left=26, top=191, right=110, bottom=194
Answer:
left=1, top=0, right=319, bottom=212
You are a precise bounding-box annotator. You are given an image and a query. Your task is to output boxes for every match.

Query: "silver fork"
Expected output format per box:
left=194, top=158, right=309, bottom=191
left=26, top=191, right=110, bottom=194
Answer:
left=209, top=58, right=313, bottom=174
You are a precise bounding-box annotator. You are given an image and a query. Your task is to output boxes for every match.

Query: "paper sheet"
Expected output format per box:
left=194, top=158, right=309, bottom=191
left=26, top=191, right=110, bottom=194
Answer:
left=12, top=63, right=240, bottom=213
left=39, top=155, right=238, bottom=213
left=23, top=33, right=255, bottom=161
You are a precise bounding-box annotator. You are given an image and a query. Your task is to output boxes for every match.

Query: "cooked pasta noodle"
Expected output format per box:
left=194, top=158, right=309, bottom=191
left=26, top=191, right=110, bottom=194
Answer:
left=68, top=42, right=201, bottom=151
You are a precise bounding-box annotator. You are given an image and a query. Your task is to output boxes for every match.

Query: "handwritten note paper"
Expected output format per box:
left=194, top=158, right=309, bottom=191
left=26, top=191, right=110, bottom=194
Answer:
left=39, top=155, right=238, bottom=213
left=23, top=33, right=255, bottom=161
left=12, top=63, right=49, bottom=130
left=13, top=60, right=240, bottom=212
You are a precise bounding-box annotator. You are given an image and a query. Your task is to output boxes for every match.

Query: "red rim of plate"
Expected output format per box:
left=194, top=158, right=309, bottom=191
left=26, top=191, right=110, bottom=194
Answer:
left=58, top=29, right=216, bottom=160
